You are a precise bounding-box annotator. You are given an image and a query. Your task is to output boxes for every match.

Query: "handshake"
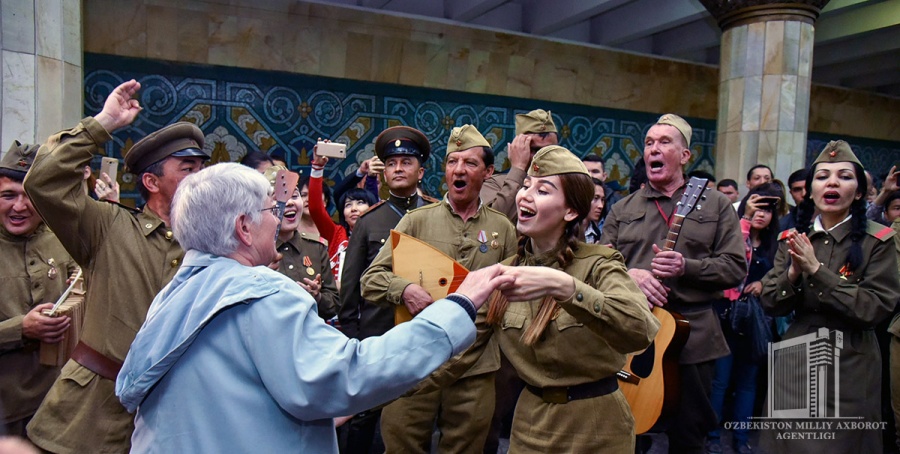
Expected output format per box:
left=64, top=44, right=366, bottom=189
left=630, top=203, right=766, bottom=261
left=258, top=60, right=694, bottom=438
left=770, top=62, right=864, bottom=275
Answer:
left=402, top=264, right=575, bottom=316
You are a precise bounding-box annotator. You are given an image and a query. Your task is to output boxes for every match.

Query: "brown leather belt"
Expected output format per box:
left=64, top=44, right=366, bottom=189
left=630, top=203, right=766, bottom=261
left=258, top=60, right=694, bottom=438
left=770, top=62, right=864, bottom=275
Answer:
left=525, top=375, right=618, bottom=404
left=71, top=341, right=122, bottom=381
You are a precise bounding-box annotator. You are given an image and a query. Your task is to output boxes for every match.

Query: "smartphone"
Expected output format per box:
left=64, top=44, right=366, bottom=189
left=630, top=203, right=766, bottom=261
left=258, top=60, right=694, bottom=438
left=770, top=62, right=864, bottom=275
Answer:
left=317, top=141, right=347, bottom=159
left=100, top=157, right=118, bottom=183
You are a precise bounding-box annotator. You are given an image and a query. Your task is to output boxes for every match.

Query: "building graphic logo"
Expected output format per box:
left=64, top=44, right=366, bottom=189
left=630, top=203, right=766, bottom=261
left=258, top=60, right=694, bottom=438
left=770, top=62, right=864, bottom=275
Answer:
left=767, top=327, right=843, bottom=419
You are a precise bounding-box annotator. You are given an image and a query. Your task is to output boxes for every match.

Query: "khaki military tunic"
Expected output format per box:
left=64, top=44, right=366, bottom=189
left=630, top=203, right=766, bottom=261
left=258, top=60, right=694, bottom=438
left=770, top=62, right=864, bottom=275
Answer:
left=276, top=232, right=339, bottom=319
left=761, top=219, right=900, bottom=454
left=480, top=167, right=527, bottom=223
left=601, top=184, right=746, bottom=364
left=0, top=224, right=78, bottom=425
left=888, top=218, right=900, bottom=448
left=23, top=117, right=185, bottom=454
left=361, top=198, right=516, bottom=452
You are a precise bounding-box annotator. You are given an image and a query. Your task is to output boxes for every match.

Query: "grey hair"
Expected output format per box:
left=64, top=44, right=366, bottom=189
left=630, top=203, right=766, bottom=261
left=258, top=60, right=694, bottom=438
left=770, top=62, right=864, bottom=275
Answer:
left=171, top=163, right=270, bottom=256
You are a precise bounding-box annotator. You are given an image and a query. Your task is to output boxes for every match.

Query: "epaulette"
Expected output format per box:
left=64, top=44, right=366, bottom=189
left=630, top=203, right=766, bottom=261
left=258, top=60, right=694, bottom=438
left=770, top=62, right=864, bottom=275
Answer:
left=359, top=200, right=386, bottom=219
left=407, top=202, right=440, bottom=215
left=113, top=200, right=141, bottom=215
left=867, top=222, right=896, bottom=242
left=574, top=242, right=619, bottom=260
left=778, top=228, right=796, bottom=241
left=421, top=194, right=440, bottom=204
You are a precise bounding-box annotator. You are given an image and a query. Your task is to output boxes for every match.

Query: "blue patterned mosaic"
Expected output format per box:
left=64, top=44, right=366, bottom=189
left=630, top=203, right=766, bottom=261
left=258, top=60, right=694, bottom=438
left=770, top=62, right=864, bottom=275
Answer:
left=83, top=54, right=718, bottom=205
left=84, top=54, right=899, bottom=205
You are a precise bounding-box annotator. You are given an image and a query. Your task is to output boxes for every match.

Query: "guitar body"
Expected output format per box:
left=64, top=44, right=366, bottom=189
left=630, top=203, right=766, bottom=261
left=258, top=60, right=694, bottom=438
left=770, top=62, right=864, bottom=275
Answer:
left=390, top=230, right=469, bottom=324
left=618, top=306, right=690, bottom=434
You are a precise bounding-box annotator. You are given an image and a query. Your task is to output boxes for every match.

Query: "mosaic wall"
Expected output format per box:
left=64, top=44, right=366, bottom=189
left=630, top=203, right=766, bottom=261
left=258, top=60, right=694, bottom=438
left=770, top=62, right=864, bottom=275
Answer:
left=83, top=54, right=717, bottom=205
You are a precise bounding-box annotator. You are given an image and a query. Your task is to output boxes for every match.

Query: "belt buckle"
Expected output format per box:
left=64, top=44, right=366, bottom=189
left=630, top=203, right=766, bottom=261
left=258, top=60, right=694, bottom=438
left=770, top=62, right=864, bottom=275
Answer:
left=542, top=387, right=568, bottom=404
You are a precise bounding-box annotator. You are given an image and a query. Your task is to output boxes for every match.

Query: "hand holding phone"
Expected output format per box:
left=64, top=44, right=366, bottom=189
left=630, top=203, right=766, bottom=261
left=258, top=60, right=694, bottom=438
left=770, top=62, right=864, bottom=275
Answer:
left=316, top=141, right=346, bottom=159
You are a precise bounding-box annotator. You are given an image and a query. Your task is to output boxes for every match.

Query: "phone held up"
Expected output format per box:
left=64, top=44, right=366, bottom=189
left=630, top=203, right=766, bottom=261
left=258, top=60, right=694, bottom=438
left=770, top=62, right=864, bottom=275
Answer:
left=316, top=141, right=347, bottom=159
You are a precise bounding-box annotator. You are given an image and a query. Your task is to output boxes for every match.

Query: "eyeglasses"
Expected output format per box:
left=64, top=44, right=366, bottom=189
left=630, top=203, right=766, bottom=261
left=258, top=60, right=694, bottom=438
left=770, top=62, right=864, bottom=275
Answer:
left=260, top=206, right=280, bottom=216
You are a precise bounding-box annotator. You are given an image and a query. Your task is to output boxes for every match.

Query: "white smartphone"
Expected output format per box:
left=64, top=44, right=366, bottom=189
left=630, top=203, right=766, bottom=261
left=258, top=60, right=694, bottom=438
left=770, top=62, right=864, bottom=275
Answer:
left=317, top=141, right=347, bottom=159
left=100, top=157, right=118, bottom=183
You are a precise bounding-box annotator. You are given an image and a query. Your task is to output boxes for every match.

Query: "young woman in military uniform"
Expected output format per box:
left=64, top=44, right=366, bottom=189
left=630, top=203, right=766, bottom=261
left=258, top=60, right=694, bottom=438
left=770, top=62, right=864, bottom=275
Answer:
left=760, top=141, right=900, bottom=453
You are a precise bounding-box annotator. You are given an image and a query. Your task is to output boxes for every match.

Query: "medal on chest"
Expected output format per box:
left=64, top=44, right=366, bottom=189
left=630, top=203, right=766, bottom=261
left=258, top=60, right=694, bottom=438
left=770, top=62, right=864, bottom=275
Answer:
left=46, top=258, right=58, bottom=280
left=478, top=230, right=488, bottom=253
left=303, top=256, right=315, bottom=276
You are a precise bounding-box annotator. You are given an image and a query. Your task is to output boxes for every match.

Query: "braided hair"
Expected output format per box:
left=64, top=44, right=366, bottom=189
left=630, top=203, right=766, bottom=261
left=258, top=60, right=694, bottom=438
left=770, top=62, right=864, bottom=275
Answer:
left=487, top=172, right=594, bottom=345
left=795, top=162, right=868, bottom=272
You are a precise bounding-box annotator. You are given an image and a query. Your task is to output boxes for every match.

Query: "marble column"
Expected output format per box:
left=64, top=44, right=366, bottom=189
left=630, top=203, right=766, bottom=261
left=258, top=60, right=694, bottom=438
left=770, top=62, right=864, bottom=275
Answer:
left=1, top=0, right=82, bottom=156
left=701, top=1, right=829, bottom=187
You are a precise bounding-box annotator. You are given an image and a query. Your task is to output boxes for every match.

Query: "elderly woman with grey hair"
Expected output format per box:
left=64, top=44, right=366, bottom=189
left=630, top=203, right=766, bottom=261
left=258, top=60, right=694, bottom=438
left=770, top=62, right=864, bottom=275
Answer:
left=115, top=163, right=513, bottom=453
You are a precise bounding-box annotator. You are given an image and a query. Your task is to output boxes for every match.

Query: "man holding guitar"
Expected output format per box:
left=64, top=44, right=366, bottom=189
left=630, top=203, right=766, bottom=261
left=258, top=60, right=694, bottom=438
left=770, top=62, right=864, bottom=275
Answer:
left=601, top=114, right=746, bottom=454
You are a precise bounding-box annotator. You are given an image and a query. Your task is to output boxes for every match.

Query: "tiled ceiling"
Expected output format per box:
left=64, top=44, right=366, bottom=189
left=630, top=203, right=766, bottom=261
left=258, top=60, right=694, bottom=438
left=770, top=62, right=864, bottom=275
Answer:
left=309, top=0, right=900, bottom=98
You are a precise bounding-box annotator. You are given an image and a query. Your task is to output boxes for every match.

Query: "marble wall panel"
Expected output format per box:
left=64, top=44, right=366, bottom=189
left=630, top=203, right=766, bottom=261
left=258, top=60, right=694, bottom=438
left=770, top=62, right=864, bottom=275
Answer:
left=63, top=61, right=81, bottom=127
left=763, top=21, right=784, bottom=76
left=782, top=21, right=800, bottom=76
left=760, top=74, right=781, bottom=131
left=741, top=76, right=761, bottom=131
left=2, top=50, right=36, bottom=144
left=778, top=75, right=797, bottom=131
left=36, top=55, right=62, bottom=142
left=61, top=0, right=81, bottom=66
left=35, top=0, right=61, bottom=60
left=2, top=0, right=35, bottom=54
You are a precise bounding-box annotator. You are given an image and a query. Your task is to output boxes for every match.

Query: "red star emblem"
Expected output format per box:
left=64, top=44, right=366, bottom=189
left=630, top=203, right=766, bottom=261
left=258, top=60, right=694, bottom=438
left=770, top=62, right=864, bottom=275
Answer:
left=829, top=150, right=837, bottom=157
left=17, top=159, right=27, bottom=167
left=456, top=139, right=462, bottom=146
left=532, top=164, right=540, bottom=172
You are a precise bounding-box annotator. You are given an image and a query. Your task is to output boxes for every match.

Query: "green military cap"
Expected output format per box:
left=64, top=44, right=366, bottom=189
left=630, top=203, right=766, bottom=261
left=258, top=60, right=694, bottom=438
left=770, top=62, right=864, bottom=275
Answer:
left=0, top=140, right=41, bottom=180
left=812, top=140, right=863, bottom=168
left=527, top=145, right=589, bottom=177
left=125, top=122, right=209, bottom=173
left=656, top=113, right=692, bottom=146
left=447, top=125, right=491, bottom=154
left=515, top=109, right=557, bottom=135
left=374, top=126, right=430, bottom=163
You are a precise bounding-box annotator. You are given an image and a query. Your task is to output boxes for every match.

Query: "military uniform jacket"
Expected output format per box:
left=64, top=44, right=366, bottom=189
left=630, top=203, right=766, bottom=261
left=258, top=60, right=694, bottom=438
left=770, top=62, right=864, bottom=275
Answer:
left=361, top=198, right=516, bottom=378
left=601, top=183, right=746, bottom=364
left=0, top=224, right=77, bottom=423
left=760, top=218, right=899, bottom=454
left=339, top=193, right=435, bottom=340
left=480, top=166, right=527, bottom=223
left=276, top=232, right=339, bottom=320
left=22, top=117, right=185, bottom=454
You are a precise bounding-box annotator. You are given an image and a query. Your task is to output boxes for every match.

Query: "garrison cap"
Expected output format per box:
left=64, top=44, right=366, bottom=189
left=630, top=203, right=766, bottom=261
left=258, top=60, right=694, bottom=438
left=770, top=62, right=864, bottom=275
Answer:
left=527, top=145, right=589, bottom=178
left=262, top=165, right=289, bottom=189
left=515, top=109, right=557, bottom=135
left=447, top=125, right=491, bottom=154
left=374, top=126, right=430, bottom=163
left=0, top=141, right=41, bottom=180
left=812, top=140, right=863, bottom=169
left=125, top=122, right=208, bottom=173
left=656, top=113, right=692, bottom=146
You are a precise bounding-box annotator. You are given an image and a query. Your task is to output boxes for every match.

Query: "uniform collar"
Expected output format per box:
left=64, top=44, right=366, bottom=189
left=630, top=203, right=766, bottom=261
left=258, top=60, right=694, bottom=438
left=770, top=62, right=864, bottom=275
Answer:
left=388, top=192, right=420, bottom=212
left=442, top=195, right=484, bottom=220
left=810, top=214, right=853, bottom=241
left=137, top=207, right=170, bottom=239
left=638, top=180, right=687, bottom=200
left=522, top=239, right=564, bottom=268
left=0, top=222, right=46, bottom=241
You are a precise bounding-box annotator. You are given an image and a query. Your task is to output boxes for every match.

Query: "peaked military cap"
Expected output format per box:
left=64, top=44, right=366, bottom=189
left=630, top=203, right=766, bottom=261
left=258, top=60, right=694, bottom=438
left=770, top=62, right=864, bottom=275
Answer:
left=656, top=113, right=692, bottom=146
left=0, top=140, right=41, bottom=180
left=125, top=122, right=208, bottom=173
left=515, top=109, right=557, bottom=135
left=527, top=145, right=589, bottom=177
left=447, top=125, right=491, bottom=154
left=374, top=126, right=430, bottom=163
left=812, top=140, right=863, bottom=169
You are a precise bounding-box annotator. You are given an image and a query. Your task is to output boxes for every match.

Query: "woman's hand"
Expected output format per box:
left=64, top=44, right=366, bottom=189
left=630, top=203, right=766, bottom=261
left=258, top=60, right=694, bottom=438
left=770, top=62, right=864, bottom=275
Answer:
left=498, top=266, right=575, bottom=302
left=744, top=194, right=763, bottom=220
left=787, top=232, right=820, bottom=276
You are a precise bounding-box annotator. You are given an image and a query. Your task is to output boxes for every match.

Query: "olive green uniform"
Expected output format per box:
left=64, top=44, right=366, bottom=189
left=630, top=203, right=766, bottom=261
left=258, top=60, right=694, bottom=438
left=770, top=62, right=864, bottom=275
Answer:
left=761, top=219, right=900, bottom=453
left=0, top=224, right=78, bottom=433
left=361, top=198, right=516, bottom=453
left=601, top=184, right=746, bottom=452
left=276, top=231, right=339, bottom=319
left=480, top=166, right=527, bottom=223
left=23, top=118, right=185, bottom=454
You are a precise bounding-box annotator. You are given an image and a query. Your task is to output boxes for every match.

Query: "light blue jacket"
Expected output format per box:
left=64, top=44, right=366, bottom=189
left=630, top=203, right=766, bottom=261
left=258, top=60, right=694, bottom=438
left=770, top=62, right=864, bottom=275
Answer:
left=116, top=250, right=475, bottom=453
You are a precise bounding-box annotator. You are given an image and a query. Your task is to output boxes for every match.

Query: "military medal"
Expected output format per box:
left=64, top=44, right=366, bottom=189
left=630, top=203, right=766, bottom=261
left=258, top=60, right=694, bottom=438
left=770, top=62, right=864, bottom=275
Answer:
left=490, top=232, right=499, bottom=249
left=47, top=258, right=58, bottom=280
left=303, top=256, right=315, bottom=276
left=478, top=230, right=488, bottom=253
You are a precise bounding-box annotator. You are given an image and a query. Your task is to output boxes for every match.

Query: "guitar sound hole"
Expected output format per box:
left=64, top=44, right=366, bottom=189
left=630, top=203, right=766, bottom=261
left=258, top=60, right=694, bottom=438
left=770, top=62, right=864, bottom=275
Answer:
left=630, top=342, right=656, bottom=379
left=439, top=278, right=448, bottom=286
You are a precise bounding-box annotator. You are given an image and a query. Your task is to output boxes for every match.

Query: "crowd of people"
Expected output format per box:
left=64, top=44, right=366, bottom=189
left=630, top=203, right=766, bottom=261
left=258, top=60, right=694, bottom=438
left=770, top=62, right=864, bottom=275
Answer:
left=1, top=78, right=899, bottom=454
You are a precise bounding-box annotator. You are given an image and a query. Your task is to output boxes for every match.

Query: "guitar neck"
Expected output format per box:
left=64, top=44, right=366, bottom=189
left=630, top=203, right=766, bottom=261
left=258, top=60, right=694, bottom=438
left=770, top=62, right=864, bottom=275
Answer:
left=662, top=214, right=685, bottom=252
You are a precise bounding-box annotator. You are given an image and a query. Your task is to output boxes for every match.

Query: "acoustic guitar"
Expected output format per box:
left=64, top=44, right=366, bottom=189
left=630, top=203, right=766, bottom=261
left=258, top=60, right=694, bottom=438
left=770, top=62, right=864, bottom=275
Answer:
left=389, top=230, right=469, bottom=325
left=617, top=177, right=709, bottom=434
